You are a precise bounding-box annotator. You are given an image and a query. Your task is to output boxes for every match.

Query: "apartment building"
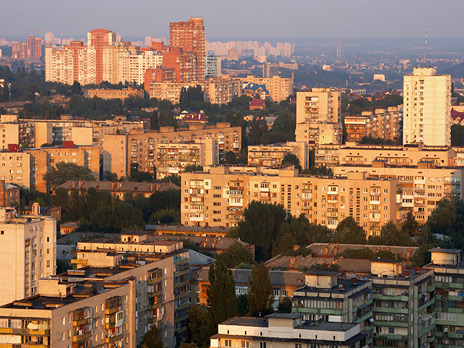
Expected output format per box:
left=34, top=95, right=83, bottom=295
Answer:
left=292, top=271, right=373, bottom=344
left=210, top=313, right=368, bottom=348
left=0, top=207, right=56, bottom=306
left=371, top=260, right=435, bottom=348
left=333, top=162, right=464, bottom=223
left=146, top=81, right=200, bottom=103
left=238, top=75, right=294, bottom=102
left=205, top=55, right=221, bottom=78
left=295, top=89, right=342, bottom=147
left=102, top=41, right=138, bottom=84
left=204, top=76, right=242, bottom=105
left=425, top=248, right=464, bottom=348
left=345, top=107, right=402, bottom=143
left=314, top=144, right=459, bottom=169
left=102, top=123, right=241, bottom=179
left=84, top=87, right=144, bottom=100
left=403, top=67, right=451, bottom=146
left=155, top=139, right=218, bottom=179
left=0, top=246, right=186, bottom=348
left=170, top=17, right=205, bottom=83
left=0, top=180, right=20, bottom=207
left=0, top=114, right=147, bottom=149
left=181, top=167, right=399, bottom=236
left=72, top=232, right=190, bottom=342
left=247, top=141, right=309, bottom=169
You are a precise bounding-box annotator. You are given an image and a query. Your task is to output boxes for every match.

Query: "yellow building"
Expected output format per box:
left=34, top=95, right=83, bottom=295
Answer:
left=148, top=81, right=200, bottom=104
left=345, top=107, right=402, bottom=143
left=155, top=139, right=218, bottom=179
left=295, top=89, right=342, bottom=147
left=84, top=87, right=144, bottom=100
left=0, top=150, right=32, bottom=189
left=204, top=76, right=242, bottom=105
left=238, top=75, right=293, bottom=102
left=333, top=163, right=464, bottom=223
left=181, top=167, right=399, bottom=237
left=102, top=123, right=241, bottom=179
left=247, top=141, right=309, bottom=169
left=0, top=207, right=56, bottom=306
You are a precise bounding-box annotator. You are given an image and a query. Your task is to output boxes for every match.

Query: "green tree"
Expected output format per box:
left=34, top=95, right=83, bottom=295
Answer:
left=150, top=110, right=160, bottom=130
left=184, top=165, right=203, bottom=172
left=451, top=125, right=464, bottom=146
left=141, top=324, right=163, bottom=348
left=333, top=217, right=366, bottom=244
left=44, top=162, right=95, bottom=188
left=238, top=202, right=287, bottom=261
left=149, top=209, right=180, bottom=224
left=401, top=211, right=421, bottom=237
left=71, top=81, right=82, bottom=95
left=207, top=261, right=237, bottom=329
left=248, top=264, right=274, bottom=317
left=215, top=243, right=255, bottom=268
left=426, top=198, right=456, bottom=235
left=281, top=153, right=301, bottom=170
left=286, top=214, right=331, bottom=246
left=278, top=297, right=293, bottom=313
left=237, top=294, right=249, bottom=316
left=380, top=221, right=412, bottom=246
left=273, top=233, right=297, bottom=256
left=301, top=165, right=333, bottom=176
left=224, top=151, right=237, bottom=164
left=187, top=305, right=211, bottom=348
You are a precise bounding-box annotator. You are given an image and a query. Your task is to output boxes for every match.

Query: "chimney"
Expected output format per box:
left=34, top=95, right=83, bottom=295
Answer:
left=32, top=202, right=41, bottom=215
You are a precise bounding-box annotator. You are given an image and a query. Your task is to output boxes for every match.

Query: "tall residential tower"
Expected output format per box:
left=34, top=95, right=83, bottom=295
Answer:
left=403, top=67, right=451, bottom=146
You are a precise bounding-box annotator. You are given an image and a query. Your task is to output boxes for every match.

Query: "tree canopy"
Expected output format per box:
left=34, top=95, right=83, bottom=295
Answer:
left=44, top=162, right=95, bottom=188
left=248, top=264, right=274, bottom=317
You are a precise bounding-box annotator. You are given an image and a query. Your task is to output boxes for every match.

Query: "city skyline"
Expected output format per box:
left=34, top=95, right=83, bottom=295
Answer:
left=0, top=0, right=463, bottom=40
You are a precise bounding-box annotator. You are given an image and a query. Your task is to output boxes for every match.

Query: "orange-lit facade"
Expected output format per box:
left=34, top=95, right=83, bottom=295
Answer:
left=87, top=29, right=116, bottom=84
left=170, top=17, right=205, bottom=83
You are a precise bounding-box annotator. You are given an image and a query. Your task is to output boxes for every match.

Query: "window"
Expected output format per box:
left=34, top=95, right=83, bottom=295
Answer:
left=241, top=341, right=250, bottom=348
left=260, top=342, right=266, bottom=348
left=225, top=340, right=232, bottom=347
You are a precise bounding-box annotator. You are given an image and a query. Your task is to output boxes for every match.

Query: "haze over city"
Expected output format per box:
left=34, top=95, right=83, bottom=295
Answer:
left=1, top=0, right=464, bottom=40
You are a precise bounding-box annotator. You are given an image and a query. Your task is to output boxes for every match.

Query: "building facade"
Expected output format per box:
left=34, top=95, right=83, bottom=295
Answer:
left=403, top=67, right=451, bottom=146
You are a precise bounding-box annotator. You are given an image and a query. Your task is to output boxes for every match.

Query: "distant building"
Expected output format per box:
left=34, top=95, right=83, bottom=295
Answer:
left=247, top=142, right=309, bottom=169
left=84, top=87, right=144, bottom=100
left=12, top=35, right=42, bottom=60
left=249, top=98, right=266, bottom=110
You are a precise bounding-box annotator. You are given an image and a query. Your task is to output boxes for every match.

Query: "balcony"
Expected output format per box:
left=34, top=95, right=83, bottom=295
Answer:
left=72, top=331, right=91, bottom=342
left=105, top=333, right=123, bottom=343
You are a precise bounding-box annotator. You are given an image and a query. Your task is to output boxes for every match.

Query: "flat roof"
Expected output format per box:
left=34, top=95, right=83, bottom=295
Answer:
left=429, top=248, right=461, bottom=254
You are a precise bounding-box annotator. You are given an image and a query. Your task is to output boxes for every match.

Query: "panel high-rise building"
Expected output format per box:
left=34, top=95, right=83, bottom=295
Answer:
left=170, top=17, right=205, bottom=82
left=87, top=29, right=116, bottom=84
left=12, top=35, right=42, bottom=60
left=403, top=67, right=451, bottom=146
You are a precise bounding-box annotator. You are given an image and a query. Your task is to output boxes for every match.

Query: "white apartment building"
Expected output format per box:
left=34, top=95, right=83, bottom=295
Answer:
left=403, top=67, right=451, bottom=146
left=0, top=207, right=56, bottom=306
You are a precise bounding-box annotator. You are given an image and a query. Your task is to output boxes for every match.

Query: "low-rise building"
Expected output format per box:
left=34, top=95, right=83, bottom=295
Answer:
left=210, top=313, right=368, bottom=348
left=84, top=87, right=145, bottom=100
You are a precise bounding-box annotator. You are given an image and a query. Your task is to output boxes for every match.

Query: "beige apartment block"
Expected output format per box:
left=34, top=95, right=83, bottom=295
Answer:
left=0, top=121, right=19, bottom=150
left=248, top=141, right=309, bottom=169
left=345, top=107, right=402, bottom=143
left=0, top=255, right=180, bottom=348
left=238, top=75, right=294, bottom=102
left=72, top=232, right=190, bottom=343
left=181, top=167, right=398, bottom=237
left=102, top=123, right=241, bottom=179
left=296, top=88, right=341, bottom=124
left=0, top=208, right=56, bottom=306
left=102, top=42, right=138, bottom=84
left=333, top=163, right=464, bottom=224
left=295, top=89, right=342, bottom=147
left=295, top=120, right=342, bottom=146
left=148, top=81, right=200, bottom=103
left=314, top=144, right=458, bottom=169
left=155, top=139, right=218, bottom=179
left=0, top=150, right=32, bottom=189
left=403, top=67, right=451, bottom=146
left=204, top=76, right=242, bottom=105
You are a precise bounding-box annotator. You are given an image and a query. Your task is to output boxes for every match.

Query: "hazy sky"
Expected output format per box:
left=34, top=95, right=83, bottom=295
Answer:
left=1, top=0, right=463, bottom=41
